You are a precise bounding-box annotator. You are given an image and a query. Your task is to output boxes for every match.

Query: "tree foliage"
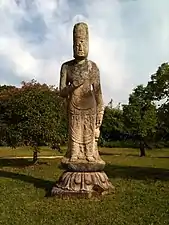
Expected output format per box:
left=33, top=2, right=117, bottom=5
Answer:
left=100, top=105, right=124, bottom=144
left=147, top=63, right=169, bottom=102
left=147, top=63, right=169, bottom=145
left=0, top=80, right=67, bottom=161
left=123, top=85, right=157, bottom=156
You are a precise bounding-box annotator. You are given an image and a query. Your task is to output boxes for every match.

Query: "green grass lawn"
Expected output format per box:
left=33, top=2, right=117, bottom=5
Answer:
left=0, top=148, right=169, bottom=225
left=0, top=146, right=65, bottom=158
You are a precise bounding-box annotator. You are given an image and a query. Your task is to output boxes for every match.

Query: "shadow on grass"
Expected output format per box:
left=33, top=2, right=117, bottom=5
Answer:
left=99, top=151, right=121, bottom=156
left=100, top=151, right=169, bottom=158
left=99, top=151, right=139, bottom=157
left=156, top=156, right=169, bottom=159
left=0, top=158, right=48, bottom=168
left=105, top=164, right=169, bottom=181
left=0, top=170, right=55, bottom=196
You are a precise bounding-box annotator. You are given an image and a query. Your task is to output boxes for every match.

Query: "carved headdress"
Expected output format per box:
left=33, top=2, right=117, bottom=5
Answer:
left=73, top=22, right=89, bottom=59
left=73, top=22, right=89, bottom=40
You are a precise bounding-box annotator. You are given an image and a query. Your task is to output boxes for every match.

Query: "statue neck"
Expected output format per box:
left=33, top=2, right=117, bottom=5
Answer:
left=74, top=58, right=87, bottom=65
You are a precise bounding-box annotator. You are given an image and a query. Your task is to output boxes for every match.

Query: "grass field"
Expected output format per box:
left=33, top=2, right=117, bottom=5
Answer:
left=0, top=146, right=65, bottom=158
left=0, top=147, right=169, bottom=225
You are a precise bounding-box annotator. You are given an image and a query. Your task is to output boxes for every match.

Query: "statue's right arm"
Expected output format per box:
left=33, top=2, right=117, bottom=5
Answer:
left=59, top=64, right=73, bottom=98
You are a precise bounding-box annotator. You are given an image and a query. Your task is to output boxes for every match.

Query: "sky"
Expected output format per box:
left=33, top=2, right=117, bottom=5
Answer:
left=0, top=0, right=169, bottom=105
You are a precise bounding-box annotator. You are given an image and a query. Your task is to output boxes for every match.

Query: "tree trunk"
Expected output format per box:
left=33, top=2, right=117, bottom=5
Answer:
left=33, top=149, right=38, bottom=163
left=139, top=141, right=146, bottom=157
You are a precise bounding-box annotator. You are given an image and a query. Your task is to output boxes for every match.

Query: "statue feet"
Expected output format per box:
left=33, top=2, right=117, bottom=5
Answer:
left=70, top=156, right=78, bottom=162
left=70, top=156, right=96, bottom=162
left=61, top=157, right=105, bottom=172
left=86, top=156, right=95, bottom=162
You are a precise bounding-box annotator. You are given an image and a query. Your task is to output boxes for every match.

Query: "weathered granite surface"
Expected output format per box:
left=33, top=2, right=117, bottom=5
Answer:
left=61, top=157, right=105, bottom=172
left=51, top=171, right=114, bottom=198
left=51, top=22, right=114, bottom=198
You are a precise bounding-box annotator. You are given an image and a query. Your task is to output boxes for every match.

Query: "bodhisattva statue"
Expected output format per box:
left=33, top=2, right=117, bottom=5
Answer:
left=60, top=22, right=104, bottom=163
left=51, top=22, right=114, bottom=197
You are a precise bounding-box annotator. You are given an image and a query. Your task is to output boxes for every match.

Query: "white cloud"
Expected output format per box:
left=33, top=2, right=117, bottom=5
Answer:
left=0, top=37, right=39, bottom=77
left=0, top=0, right=169, bottom=105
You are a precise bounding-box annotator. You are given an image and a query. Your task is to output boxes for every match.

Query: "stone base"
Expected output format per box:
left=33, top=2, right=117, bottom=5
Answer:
left=61, top=157, right=105, bottom=172
left=51, top=171, right=114, bottom=198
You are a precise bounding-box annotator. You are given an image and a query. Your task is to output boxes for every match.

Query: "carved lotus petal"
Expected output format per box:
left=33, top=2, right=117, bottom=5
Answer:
left=98, top=172, right=106, bottom=183
left=74, top=173, right=81, bottom=184
left=61, top=172, right=70, bottom=182
left=84, top=173, right=92, bottom=185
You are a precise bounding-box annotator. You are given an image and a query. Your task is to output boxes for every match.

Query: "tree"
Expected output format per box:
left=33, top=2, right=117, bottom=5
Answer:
left=123, top=85, right=157, bottom=156
left=0, top=85, right=16, bottom=93
left=147, top=63, right=169, bottom=146
left=0, top=80, right=67, bottom=162
left=156, top=104, right=169, bottom=143
left=100, top=103, right=124, bottom=145
left=147, top=63, right=169, bottom=102
left=0, top=85, right=18, bottom=147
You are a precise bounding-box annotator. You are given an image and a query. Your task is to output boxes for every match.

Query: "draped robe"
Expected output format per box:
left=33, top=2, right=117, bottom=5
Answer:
left=59, top=59, right=104, bottom=160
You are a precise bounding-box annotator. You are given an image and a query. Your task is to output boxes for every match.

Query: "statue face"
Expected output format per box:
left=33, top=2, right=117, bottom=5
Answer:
left=73, top=37, right=88, bottom=59
left=73, top=23, right=89, bottom=59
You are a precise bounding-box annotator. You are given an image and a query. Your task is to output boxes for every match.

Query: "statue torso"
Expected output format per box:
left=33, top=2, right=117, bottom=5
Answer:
left=66, top=59, right=97, bottom=112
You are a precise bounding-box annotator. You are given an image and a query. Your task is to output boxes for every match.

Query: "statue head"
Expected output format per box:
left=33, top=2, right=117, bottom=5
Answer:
left=73, top=22, right=89, bottom=59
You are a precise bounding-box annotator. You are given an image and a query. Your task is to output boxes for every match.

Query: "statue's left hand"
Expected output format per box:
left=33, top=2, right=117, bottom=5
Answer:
left=96, top=113, right=103, bottom=129
left=96, top=120, right=102, bottom=129
left=95, top=127, right=100, bottom=139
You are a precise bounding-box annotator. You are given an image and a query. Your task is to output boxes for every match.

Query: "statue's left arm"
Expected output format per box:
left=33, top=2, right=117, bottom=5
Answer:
left=92, top=63, right=104, bottom=129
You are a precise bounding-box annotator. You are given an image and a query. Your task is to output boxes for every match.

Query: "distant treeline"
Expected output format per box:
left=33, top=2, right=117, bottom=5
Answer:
left=0, top=62, right=169, bottom=157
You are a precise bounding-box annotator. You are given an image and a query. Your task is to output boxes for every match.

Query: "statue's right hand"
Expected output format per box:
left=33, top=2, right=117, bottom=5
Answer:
left=73, top=79, right=84, bottom=88
left=68, top=83, right=79, bottom=93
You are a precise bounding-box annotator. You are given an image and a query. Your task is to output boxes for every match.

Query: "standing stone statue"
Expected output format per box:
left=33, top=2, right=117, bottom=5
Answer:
left=51, top=22, right=114, bottom=197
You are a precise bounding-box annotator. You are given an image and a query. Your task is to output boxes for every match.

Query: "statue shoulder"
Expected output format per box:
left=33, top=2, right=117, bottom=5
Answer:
left=61, top=60, right=74, bottom=70
left=88, top=60, right=99, bottom=70
left=88, top=60, right=100, bottom=77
